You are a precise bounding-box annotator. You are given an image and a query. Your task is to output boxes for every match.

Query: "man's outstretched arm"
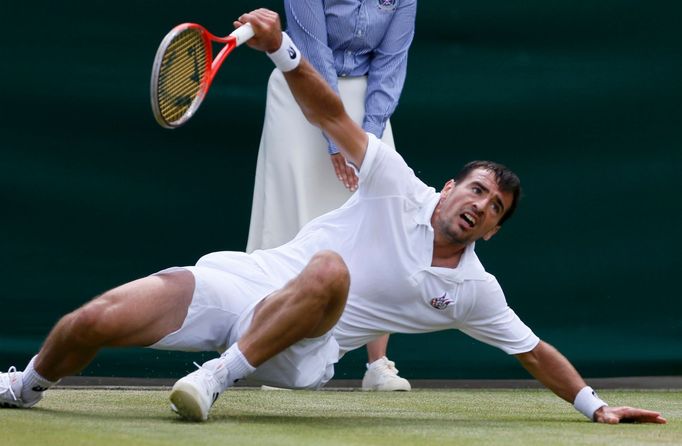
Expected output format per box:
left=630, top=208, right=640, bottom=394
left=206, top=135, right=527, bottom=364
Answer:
left=515, top=340, right=666, bottom=424
left=234, top=9, right=368, bottom=169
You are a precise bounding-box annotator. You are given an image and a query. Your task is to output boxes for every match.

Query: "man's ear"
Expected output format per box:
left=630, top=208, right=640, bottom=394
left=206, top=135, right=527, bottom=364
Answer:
left=482, top=225, right=501, bottom=241
left=441, top=179, right=455, bottom=197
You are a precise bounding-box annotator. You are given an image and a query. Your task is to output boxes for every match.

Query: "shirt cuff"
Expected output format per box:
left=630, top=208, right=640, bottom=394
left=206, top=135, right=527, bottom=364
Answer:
left=326, top=136, right=340, bottom=155
left=362, top=118, right=387, bottom=140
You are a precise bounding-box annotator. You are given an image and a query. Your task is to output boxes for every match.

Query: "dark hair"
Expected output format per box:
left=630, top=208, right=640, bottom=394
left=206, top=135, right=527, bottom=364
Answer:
left=453, top=160, right=521, bottom=225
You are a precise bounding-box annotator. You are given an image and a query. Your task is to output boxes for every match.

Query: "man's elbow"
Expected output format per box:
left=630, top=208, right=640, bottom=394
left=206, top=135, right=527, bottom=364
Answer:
left=515, top=340, right=547, bottom=368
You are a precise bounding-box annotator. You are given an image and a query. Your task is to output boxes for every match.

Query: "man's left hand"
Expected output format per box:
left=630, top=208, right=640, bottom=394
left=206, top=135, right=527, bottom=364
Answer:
left=594, top=406, right=667, bottom=424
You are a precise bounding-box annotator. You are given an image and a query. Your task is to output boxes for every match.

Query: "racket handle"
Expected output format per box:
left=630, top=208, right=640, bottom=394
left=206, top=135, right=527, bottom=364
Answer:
left=230, top=23, right=254, bottom=46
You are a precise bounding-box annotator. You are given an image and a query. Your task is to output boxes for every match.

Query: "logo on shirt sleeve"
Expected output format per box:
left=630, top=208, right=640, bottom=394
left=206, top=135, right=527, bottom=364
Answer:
left=378, top=0, right=398, bottom=12
left=430, top=293, right=453, bottom=310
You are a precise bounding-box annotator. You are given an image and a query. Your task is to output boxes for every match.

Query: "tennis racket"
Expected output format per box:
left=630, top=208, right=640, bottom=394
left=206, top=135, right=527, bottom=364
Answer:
left=150, top=23, right=254, bottom=129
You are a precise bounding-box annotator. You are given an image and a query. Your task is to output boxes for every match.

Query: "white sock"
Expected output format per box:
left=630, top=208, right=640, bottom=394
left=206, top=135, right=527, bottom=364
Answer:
left=21, top=356, right=58, bottom=402
left=219, top=343, right=256, bottom=387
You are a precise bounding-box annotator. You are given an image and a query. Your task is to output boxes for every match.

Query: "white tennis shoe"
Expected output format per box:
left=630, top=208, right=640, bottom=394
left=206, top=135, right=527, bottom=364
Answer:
left=170, top=359, right=228, bottom=421
left=0, top=367, right=42, bottom=408
left=361, top=357, right=411, bottom=391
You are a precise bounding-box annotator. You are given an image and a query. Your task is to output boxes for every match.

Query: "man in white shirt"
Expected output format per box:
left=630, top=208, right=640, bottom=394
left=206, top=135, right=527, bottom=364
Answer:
left=0, top=8, right=666, bottom=426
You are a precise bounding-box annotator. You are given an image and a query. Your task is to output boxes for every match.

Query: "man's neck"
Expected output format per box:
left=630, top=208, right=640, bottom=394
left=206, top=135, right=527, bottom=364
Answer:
left=431, top=238, right=467, bottom=268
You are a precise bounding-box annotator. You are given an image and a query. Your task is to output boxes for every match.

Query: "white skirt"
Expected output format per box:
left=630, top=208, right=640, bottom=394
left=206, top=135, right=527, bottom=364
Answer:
left=246, top=69, right=395, bottom=252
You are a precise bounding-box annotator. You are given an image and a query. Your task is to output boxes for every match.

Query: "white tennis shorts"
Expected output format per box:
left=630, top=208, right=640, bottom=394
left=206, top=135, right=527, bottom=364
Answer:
left=148, top=251, right=339, bottom=389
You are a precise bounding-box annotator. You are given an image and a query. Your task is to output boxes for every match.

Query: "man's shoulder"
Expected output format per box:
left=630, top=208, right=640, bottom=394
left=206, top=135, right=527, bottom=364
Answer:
left=465, top=271, right=504, bottom=300
left=360, top=133, right=432, bottom=195
left=357, top=133, right=406, bottom=182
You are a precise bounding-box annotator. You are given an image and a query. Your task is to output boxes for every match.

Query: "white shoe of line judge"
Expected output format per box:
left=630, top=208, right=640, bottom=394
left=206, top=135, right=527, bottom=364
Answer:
left=361, top=356, right=411, bottom=391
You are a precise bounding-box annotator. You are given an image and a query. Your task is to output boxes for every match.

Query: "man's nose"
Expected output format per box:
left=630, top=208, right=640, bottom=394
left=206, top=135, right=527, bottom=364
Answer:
left=472, top=199, right=486, bottom=214
left=473, top=197, right=486, bottom=213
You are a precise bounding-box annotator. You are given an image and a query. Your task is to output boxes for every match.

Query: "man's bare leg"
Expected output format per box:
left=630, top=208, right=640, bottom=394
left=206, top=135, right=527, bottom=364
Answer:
left=1, top=271, right=194, bottom=408
left=237, top=250, right=350, bottom=366
left=170, top=250, right=350, bottom=421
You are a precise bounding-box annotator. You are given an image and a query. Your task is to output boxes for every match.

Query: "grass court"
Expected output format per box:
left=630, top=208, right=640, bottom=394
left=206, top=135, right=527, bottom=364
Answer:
left=2, top=388, right=680, bottom=445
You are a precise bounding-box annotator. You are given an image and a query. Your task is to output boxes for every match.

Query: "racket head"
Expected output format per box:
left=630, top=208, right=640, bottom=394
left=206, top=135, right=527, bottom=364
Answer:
left=150, top=24, right=213, bottom=129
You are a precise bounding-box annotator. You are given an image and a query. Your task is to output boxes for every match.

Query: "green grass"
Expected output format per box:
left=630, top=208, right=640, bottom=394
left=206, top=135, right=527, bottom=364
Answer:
left=1, top=389, right=680, bottom=446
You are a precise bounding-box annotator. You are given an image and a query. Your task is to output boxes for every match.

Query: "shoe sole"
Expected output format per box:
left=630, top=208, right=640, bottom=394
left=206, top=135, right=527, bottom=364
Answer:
left=361, top=382, right=411, bottom=391
left=169, top=382, right=208, bottom=422
left=361, top=387, right=411, bottom=391
left=0, top=402, right=22, bottom=408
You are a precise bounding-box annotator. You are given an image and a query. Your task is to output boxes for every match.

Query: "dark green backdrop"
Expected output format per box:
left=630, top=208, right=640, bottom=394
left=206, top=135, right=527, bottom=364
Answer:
left=2, top=1, right=680, bottom=380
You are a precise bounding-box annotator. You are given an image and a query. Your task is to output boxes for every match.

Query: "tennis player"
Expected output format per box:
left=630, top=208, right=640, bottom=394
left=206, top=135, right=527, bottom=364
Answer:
left=246, top=0, right=416, bottom=393
left=0, top=8, right=666, bottom=425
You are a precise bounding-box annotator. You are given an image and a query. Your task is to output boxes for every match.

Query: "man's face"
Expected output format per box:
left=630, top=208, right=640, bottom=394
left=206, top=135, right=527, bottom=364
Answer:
left=432, top=168, right=514, bottom=246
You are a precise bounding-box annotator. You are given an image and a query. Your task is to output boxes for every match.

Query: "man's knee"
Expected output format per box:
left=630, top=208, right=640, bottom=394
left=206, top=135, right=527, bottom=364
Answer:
left=66, top=292, right=122, bottom=346
left=307, top=250, right=350, bottom=298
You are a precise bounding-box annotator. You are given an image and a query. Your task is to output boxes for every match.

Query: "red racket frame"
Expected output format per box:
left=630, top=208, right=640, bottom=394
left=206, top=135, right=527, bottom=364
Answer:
left=151, top=23, right=253, bottom=128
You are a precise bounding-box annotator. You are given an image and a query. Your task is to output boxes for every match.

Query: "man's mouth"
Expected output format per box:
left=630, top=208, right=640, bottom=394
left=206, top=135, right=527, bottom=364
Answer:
left=461, top=212, right=477, bottom=228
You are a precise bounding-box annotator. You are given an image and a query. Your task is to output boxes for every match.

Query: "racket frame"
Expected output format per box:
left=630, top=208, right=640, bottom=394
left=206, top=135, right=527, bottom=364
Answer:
left=150, top=23, right=253, bottom=128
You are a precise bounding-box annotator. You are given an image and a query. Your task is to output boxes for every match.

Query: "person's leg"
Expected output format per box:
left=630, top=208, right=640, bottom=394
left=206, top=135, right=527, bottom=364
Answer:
left=1, top=270, right=195, bottom=408
left=36, top=270, right=195, bottom=379
left=366, top=335, right=390, bottom=363
left=237, top=250, right=350, bottom=366
left=362, top=334, right=411, bottom=392
left=170, top=250, right=350, bottom=421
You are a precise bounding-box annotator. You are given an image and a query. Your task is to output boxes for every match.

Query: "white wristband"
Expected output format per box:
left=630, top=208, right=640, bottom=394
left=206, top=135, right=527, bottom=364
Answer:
left=573, top=386, right=608, bottom=421
left=267, top=32, right=301, bottom=72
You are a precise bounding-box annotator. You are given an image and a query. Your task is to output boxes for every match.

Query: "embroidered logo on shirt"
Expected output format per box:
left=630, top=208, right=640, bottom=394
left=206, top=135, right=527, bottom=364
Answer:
left=430, top=293, right=453, bottom=310
left=378, top=0, right=398, bottom=12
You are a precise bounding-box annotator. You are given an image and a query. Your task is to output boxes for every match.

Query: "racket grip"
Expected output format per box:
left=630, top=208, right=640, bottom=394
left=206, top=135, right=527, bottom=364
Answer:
left=230, top=23, right=255, bottom=46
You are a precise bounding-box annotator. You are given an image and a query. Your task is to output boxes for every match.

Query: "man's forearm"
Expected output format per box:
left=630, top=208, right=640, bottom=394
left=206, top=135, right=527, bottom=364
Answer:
left=282, top=59, right=344, bottom=134
left=282, top=59, right=367, bottom=166
left=236, top=8, right=367, bottom=166
left=515, top=340, right=586, bottom=403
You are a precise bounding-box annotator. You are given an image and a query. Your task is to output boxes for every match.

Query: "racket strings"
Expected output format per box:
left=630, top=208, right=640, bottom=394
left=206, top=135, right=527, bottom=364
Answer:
left=156, top=29, right=207, bottom=124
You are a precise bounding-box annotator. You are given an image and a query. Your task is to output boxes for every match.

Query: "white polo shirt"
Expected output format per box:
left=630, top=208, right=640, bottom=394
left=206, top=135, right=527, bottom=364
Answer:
left=251, top=134, right=539, bottom=358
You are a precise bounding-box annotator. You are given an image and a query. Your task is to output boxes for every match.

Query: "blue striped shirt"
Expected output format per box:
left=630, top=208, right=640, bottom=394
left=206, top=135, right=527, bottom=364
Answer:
left=284, top=0, right=417, bottom=154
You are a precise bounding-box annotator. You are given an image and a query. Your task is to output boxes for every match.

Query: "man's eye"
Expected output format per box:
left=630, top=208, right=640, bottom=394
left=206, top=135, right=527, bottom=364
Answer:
left=491, top=203, right=500, bottom=213
left=472, top=187, right=481, bottom=194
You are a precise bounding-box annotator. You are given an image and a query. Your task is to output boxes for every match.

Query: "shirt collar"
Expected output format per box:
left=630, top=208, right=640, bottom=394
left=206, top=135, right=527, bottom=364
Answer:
left=421, top=243, right=487, bottom=283
left=412, top=193, right=488, bottom=283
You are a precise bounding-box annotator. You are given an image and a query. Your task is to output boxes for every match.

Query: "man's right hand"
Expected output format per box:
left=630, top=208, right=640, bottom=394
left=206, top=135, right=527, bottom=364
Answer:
left=237, top=8, right=368, bottom=169
left=233, top=9, right=283, bottom=54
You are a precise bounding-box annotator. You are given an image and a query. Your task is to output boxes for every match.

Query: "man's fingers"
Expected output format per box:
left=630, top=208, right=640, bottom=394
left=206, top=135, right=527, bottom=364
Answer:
left=235, top=9, right=282, bottom=53
left=239, top=9, right=279, bottom=27
left=599, top=406, right=667, bottom=424
left=620, top=408, right=667, bottom=424
left=237, top=13, right=252, bottom=24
